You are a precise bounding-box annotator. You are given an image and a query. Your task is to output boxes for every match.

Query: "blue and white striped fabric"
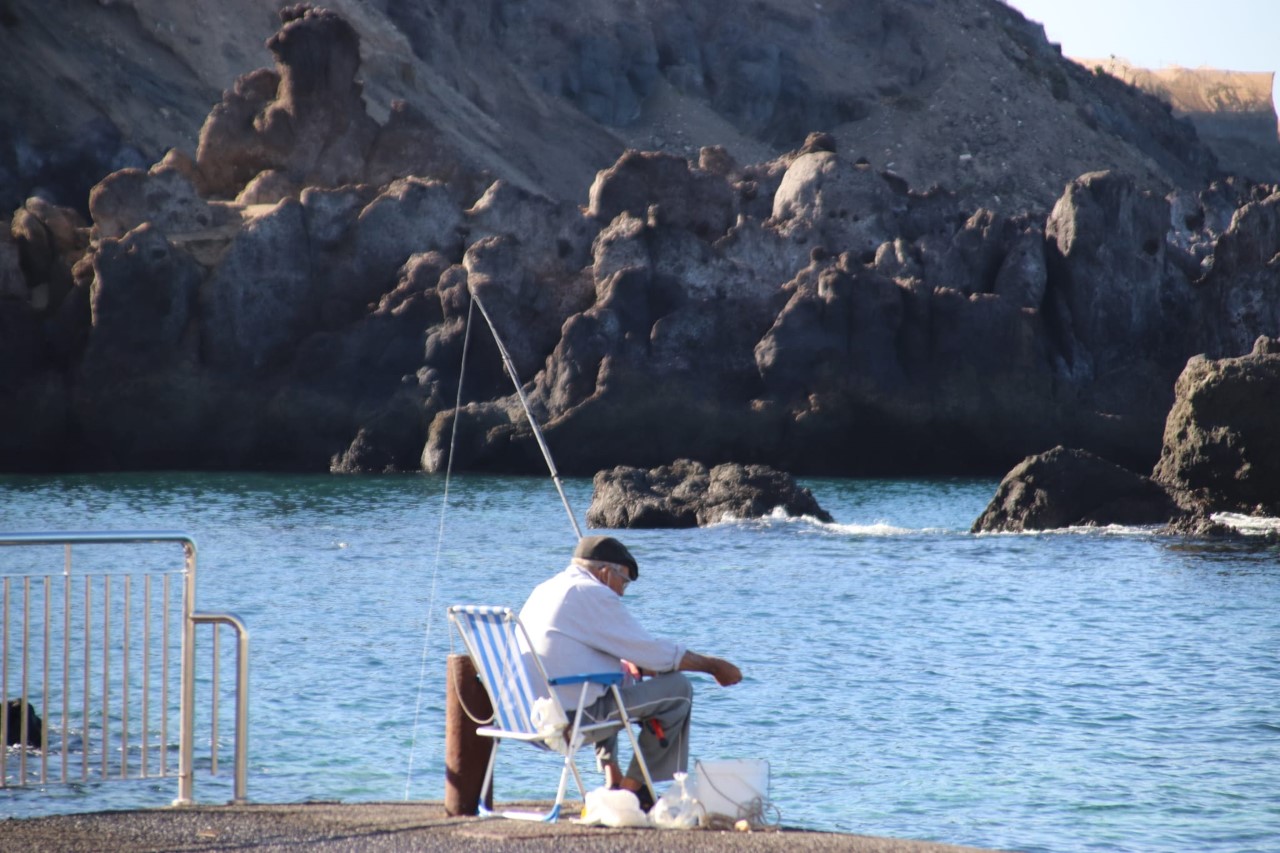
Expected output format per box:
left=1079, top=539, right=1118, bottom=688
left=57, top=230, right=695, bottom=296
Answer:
left=449, top=605, right=542, bottom=738
left=447, top=603, right=658, bottom=821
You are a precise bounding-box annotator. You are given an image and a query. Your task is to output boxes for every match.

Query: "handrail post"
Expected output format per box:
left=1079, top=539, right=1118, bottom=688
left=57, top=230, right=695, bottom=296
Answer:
left=190, top=612, right=250, bottom=804
left=176, top=539, right=198, bottom=806
left=232, top=616, right=250, bottom=804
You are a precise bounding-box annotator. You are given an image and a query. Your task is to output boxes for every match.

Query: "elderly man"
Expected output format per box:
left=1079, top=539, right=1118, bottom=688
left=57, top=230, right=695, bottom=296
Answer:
left=518, top=535, right=742, bottom=807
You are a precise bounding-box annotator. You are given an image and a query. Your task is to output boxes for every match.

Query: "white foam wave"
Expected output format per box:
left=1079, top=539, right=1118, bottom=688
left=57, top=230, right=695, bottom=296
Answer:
left=1211, top=512, right=1280, bottom=534
left=826, top=520, right=921, bottom=536
left=717, top=508, right=1163, bottom=538
left=973, top=523, right=1160, bottom=537
left=708, top=506, right=828, bottom=528
left=1052, top=523, right=1159, bottom=536
left=709, top=508, right=896, bottom=533
left=709, top=507, right=954, bottom=536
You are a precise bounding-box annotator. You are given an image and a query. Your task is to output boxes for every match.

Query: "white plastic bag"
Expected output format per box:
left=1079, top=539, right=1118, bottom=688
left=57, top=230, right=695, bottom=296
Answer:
left=581, top=786, right=650, bottom=828
left=649, top=771, right=705, bottom=830
left=529, top=697, right=568, bottom=753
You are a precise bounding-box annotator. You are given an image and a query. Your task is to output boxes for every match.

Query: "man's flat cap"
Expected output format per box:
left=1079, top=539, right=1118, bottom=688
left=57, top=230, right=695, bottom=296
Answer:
left=574, top=535, right=638, bottom=580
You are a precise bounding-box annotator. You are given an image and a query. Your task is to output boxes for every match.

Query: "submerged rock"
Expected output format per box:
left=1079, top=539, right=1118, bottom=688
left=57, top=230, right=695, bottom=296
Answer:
left=5, top=698, right=43, bottom=748
left=587, top=459, right=832, bottom=528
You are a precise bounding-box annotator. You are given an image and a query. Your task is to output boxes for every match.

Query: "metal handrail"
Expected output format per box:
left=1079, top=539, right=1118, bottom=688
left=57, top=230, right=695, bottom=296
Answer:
left=183, top=612, right=249, bottom=805
left=0, top=531, right=248, bottom=805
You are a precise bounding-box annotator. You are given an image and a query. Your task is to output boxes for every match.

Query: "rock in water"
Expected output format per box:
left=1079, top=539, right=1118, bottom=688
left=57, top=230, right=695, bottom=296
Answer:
left=5, top=698, right=43, bottom=748
left=972, top=446, right=1182, bottom=533
left=1152, top=336, right=1280, bottom=517
left=587, top=459, right=833, bottom=528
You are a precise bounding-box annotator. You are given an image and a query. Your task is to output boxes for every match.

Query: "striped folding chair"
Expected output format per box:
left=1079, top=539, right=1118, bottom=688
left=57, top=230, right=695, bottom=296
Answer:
left=447, top=605, right=657, bottom=821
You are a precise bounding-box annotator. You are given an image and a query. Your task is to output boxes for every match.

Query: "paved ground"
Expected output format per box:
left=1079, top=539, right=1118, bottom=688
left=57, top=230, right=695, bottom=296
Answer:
left=0, top=802, right=1008, bottom=852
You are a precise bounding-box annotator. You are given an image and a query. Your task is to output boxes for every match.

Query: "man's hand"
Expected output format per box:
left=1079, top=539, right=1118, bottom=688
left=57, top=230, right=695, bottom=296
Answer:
left=679, top=651, right=743, bottom=686
left=711, top=658, right=742, bottom=686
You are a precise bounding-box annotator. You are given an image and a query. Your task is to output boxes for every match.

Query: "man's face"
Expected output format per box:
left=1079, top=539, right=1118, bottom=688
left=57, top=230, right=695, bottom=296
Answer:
left=602, top=563, right=631, bottom=596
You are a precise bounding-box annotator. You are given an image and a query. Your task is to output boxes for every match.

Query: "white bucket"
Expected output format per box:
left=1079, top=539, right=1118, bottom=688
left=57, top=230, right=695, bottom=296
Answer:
left=687, top=759, right=770, bottom=821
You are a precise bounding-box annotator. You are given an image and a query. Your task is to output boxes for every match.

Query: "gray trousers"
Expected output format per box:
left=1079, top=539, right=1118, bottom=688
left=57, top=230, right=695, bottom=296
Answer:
left=577, top=672, right=693, bottom=785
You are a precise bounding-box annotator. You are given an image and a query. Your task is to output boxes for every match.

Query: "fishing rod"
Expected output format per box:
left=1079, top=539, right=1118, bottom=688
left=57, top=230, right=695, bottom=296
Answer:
left=467, top=286, right=583, bottom=541
left=406, top=287, right=583, bottom=800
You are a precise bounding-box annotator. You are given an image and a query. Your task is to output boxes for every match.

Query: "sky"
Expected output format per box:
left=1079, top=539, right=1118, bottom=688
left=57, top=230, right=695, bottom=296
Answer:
left=1005, top=0, right=1280, bottom=108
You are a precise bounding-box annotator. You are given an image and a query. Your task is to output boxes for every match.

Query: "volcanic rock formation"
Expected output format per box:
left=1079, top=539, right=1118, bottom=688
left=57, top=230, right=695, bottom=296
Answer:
left=1153, top=336, right=1280, bottom=519
left=1, top=2, right=1279, bottom=482
left=0, top=0, right=1231, bottom=216
left=586, top=459, right=833, bottom=528
left=970, top=446, right=1184, bottom=533
left=973, top=337, right=1280, bottom=534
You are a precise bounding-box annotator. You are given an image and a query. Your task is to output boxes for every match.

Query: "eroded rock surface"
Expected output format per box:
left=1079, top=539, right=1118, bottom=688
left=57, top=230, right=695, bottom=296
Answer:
left=1152, top=336, right=1280, bottom=517
left=975, top=336, right=1280, bottom=534
left=971, top=446, right=1182, bottom=533
left=0, top=0, right=1238, bottom=218
left=587, top=459, right=833, bottom=528
left=2, top=5, right=1280, bottom=482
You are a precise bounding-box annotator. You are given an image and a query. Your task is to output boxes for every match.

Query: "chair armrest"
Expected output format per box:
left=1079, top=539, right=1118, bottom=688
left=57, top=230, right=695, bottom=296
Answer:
left=548, top=672, right=624, bottom=686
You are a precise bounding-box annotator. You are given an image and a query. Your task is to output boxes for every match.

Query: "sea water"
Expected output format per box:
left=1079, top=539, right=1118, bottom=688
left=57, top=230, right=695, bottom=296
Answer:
left=0, top=472, right=1277, bottom=853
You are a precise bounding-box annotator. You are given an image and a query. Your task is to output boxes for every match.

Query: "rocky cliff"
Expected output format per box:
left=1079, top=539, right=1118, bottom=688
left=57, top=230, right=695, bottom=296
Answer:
left=2, top=1, right=1279, bottom=477
left=0, top=0, right=1224, bottom=216
left=1084, top=59, right=1280, bottom=184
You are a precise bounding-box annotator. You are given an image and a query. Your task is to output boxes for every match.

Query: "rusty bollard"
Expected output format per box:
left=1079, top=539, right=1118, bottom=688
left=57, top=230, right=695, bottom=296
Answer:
left=444, top=653, right=494, bottom=815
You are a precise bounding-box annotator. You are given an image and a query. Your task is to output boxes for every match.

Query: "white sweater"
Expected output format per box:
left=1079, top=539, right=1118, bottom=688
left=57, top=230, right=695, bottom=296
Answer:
left=519, top=563, right=685, bottom=707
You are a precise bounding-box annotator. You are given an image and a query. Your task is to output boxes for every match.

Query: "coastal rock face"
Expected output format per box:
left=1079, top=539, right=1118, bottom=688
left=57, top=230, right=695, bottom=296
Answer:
left=0, top=0, right=1233, bottom=218
left=1045, top=170, right=1176, bottom=379
left=971, top=446, right=1183, bottom=533
left=587, top=150, right=735, bottom=238
left=976, top=338, right=1280, bottom=533
left=9, top=197, right=89, bottom=311
left=2, top=4, right=1280, bottom=480
left=586, top=459, right=833, bottom=528
left=1152, top=337, right=1280, bottom=516
left=1041, top=170, right=1195, bottom=453
left=1193, top=188, right=1280, bottom=358
left=89, top=166, right=219, bottom=242
left=0, top=299, right=68, bottom=472
left=196, top=7, right=377, bottom=198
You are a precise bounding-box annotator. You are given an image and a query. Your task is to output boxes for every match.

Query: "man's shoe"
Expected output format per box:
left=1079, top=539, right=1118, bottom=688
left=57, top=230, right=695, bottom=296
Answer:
left=634, top=784, right=655, bottom=813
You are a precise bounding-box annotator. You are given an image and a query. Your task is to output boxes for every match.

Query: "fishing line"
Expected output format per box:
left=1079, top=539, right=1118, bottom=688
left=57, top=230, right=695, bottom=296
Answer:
left=403, top=285, right=583, bottom=798
left=403, top=296, right=478, bottom=800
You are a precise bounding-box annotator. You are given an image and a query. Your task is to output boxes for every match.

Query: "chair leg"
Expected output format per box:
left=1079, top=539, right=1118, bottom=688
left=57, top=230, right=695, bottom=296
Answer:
left=564, top=691, right=593, bottom=801
left=491, top=740, right=564, bottom=823
left=611, top=684, right=658, bottom=803
left=478, top=739, right=499, bottom=818
left=561, top=731, right=592, bottom=803
left=484, top=735, right=574, bottom=823
left=554, top=754, right=574, bottom=816
left=566, top=754, right=589, bottom=800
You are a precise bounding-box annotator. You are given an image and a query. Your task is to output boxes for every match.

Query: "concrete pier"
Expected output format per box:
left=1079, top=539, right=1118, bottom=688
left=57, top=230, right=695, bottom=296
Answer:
left=0, top=802, right=1006, bottom=852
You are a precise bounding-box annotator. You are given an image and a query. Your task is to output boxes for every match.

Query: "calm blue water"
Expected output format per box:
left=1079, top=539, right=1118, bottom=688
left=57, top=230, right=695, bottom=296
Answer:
left=1, top=472, right=1277, bottom=853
